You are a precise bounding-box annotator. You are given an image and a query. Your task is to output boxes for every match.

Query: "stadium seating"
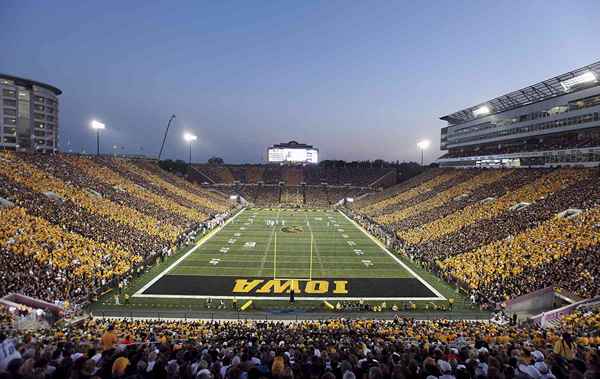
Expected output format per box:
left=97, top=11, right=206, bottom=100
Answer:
left=0, top=311, right=598, bottom=378
left=187, top=164, right=395, bottom=187
left=353, top=167, right=600, bottom=304
left=0, top=152, right=233, bottom=305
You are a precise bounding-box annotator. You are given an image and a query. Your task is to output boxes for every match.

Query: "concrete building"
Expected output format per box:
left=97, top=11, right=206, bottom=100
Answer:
left=438, top=62, right=600, bottom=167
left=0, top=73, right=61, bottom=153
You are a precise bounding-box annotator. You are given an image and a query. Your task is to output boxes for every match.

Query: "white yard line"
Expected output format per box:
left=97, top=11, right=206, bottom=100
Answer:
left=133, top=208, right=246, bottom=297
left=258, top=208, right=281, bottom=276
left=338, top=210, right=446, bottom=301
left=303, top=212, right=323, bottom=279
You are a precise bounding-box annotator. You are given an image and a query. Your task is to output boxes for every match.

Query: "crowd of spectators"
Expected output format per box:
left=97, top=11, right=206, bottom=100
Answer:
left=389, top=170, right=544, bottom=234
left=374, top=170, right=511, bottom=226
left=233, top=185, right=366, bottom=208
left=190, top=165, right=394, bottom=187
left=357, top=171, right=458, bottom=216
left=1, top=311, right=599, bottom=378
left=439, top=205, right=600, bottom=304
left=351, top=167, right=600, bottom=306
left=396, top=169, right=584, bottom=244
left=304, top=187, right=330, bottom=207
left=353, top=169, right=443, bottom=211
left=0, top=152, right=233, bottom=309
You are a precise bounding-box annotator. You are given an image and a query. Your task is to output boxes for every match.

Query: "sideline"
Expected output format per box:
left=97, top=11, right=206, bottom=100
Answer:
left=337, top=209, right=446, bottom=301
left=133, top=208, right=246, bottom=297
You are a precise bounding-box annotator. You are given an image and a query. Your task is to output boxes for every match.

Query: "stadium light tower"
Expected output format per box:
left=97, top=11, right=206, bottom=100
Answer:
left=90, top=120, right=106, bottom=156
left=417, top=139, right=430, bottom=166
left=183, top=132, right=197, bottom=165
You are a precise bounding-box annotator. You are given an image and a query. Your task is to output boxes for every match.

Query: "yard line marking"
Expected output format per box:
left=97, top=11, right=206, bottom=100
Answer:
left=273, top=230, right=278, bottom=279
left=258, top=208, right=280, bottom=276
left=337, top=209, right=446, bottom=300
left=133, top=208, right=245, bottom=297
left=304, top=211, right=325, bottom=279
left=309, top=228, right=314, bottom=280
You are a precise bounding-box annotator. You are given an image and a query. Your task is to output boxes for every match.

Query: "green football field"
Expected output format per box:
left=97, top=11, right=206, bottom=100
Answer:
left=133, top=208, right=445, bottom=301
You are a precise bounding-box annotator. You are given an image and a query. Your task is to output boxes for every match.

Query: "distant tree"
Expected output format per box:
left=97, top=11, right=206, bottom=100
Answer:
left=208, top=156, right=224, bottom=165
left=159, top=159, right=188, bottom=175
left=373, top=159, right=385, bottom=168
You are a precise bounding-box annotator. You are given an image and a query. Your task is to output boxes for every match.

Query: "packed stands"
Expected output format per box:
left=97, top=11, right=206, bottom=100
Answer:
left=190, top=165, right=235, bottom=184
left=1, top=312, right=599, bottom=378
left=262, top=166, right=283, bottom=184
left=232, top=185, right=366, bottom=207
left=304, top=185, right=330, bottom=207
left=352, top=167, right=600, bottom=305
left=353, top=168, right=443, bottom=210
left=283, top=166, right=303, bottom=186
left=238, top=185, right=280, bottom=206
left=0, top=152, right=233, bottom=307
left=245, top=165, right=264, bottom=184
left=188, top=164, right=396, bottom=187
left=280, top=186, right=303, bottom=205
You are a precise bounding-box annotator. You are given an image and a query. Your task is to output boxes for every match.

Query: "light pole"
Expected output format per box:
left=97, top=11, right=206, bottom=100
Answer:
left=417, top=140, right=430, bottom=166
left=183, top=132, right=197, bottom=165
left=90, top=120, right=105, bottom=156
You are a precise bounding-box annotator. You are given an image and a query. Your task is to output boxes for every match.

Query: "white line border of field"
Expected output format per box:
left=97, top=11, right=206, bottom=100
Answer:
left=133, top=208, right=246, bottom=297
left=338, top=210, right=446, bottom=301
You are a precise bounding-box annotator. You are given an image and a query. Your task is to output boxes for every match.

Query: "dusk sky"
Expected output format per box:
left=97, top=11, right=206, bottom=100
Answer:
left=1, top=1, right=599, bottom=164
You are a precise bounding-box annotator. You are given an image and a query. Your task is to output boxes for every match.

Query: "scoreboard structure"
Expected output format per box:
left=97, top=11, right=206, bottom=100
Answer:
left=267, top=141, right=319, bottom=164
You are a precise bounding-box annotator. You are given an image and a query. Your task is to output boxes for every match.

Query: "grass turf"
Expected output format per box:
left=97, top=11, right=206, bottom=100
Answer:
left=90, top=208, right=482, bottom=316
left=171, top=208, right=414, bottom=279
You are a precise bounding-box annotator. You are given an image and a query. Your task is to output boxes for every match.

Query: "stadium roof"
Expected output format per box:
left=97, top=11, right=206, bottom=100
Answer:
left=440, top=61, right=600, bottom=125
left=270, top=141, right=316, bottom=149
left=0, top=73, right=62, bottom=95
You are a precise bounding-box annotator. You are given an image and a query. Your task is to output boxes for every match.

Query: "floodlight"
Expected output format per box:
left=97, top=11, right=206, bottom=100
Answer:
left=560, top=71, right=597, bottom=91
left=417, top=140, right=430, bottom=150
left=90, top=120, right=105, bottom=130
left=473, top=105, right=491, bottom=117
left=183, top=132, right=197, bottom=142
left=90, top=120, right=105, bottom=156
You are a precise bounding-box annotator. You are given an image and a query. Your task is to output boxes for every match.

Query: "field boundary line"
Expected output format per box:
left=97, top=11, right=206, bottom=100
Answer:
left=337, top=210, right=446, bottom=301
left=133, top=208, right=246, bottom=297
left=132, top=294, right=444, bottom=301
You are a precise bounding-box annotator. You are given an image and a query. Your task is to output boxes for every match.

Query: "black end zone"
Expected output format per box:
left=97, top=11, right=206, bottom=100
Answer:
left=140, top=275, right=439, bottom=299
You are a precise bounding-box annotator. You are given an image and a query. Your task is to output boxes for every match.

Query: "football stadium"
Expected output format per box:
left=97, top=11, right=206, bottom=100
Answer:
left=1, top=3, right=600, bottom=378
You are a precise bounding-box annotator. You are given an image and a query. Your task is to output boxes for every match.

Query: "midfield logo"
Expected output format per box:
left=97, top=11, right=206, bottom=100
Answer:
left=280, top=226, right=303, bottom=234
left=231, top=279, right=349, bottom=295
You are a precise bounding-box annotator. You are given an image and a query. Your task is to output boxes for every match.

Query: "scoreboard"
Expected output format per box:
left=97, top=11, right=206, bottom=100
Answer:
left=268, top=147, right=318, bottom=164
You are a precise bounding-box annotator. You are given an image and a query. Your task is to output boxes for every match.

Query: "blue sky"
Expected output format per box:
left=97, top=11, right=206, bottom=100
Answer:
left=1, top=1, right=599, bottom=163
